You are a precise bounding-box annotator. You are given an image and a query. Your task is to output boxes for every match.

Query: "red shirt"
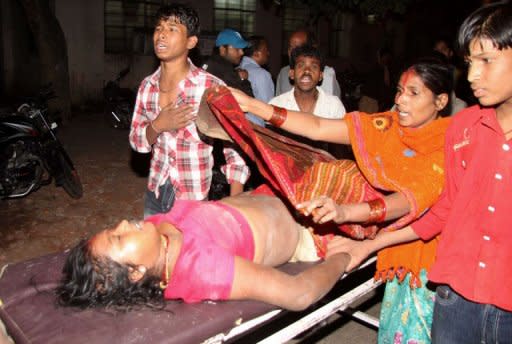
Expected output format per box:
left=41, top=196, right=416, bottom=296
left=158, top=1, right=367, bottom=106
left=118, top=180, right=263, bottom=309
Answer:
left=129, top=60, right=249, bottom=199
left=412, top=105, right=512, bottom=311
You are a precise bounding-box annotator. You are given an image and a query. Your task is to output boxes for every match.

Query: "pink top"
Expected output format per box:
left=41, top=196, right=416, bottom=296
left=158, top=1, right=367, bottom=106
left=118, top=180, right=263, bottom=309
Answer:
left=147, top=200, right=254, bottom=303
left=412, top=105, right=512, bottom=311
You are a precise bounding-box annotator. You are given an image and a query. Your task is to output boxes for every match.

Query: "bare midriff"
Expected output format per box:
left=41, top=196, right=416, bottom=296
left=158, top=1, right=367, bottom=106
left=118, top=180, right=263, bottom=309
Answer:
left=219, top=193, right=300, bottom=266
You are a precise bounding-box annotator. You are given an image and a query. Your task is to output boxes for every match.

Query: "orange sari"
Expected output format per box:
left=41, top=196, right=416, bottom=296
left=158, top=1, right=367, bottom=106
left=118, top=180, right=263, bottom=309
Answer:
left=346, top=111, right=451, bottom=286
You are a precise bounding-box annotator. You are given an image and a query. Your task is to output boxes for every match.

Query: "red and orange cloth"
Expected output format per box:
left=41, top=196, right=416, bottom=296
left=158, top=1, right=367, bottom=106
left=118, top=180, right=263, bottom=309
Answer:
left=202, top=87, right=382, bottom=240
left=346, top=112, right=450, bottom=286
left=202, top=87, right=451, bottom=287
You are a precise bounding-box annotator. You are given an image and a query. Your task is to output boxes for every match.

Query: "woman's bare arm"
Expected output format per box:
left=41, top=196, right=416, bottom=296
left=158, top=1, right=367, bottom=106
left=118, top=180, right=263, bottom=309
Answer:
left=229, top=253, right=350, bottom=311
left=229, top=87, right=350, bottom=145
left=297, top=192, right=411, bottom=225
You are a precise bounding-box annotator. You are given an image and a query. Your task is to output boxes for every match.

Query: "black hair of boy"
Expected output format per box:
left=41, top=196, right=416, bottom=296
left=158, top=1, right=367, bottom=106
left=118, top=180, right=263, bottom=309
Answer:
left=457, top=1, right=512, bottom=57
left=155, top=4, right=200, bottom=37
left=289, top=45, right=325, bottom=71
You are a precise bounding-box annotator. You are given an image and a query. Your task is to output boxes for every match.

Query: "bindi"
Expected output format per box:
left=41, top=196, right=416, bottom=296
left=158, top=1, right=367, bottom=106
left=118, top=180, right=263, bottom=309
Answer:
left=401, top=69, right=415, bottom=87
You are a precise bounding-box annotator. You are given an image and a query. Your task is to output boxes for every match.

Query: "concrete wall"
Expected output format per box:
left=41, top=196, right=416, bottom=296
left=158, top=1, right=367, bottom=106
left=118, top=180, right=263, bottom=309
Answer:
left=1, top=0, right=408, bottom=106
left=56, top=0, right=104, bottom=104
left=1, top=0, right=41, bottom=96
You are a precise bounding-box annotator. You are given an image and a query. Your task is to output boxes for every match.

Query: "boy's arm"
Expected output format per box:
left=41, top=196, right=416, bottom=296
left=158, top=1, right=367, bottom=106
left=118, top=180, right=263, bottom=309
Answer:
left=230, top=253, right=350, bottom=311
left=129, top=84, right=152, bottom=153
left=229, top=181, right=244, bottom=196
left=221, top=143, right=250, bottom=190
left=326, top=226, right=420, bottom=271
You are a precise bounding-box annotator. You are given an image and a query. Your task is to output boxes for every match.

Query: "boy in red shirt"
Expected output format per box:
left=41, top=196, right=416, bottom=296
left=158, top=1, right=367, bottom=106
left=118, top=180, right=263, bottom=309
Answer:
left=326, top=3, right=512, bottom=343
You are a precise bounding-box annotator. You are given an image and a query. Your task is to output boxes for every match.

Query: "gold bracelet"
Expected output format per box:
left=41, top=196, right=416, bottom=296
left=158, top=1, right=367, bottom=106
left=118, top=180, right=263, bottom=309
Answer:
left=269, top=105, right=287, bottom=127
left=367, top=198, right=387, bottom=223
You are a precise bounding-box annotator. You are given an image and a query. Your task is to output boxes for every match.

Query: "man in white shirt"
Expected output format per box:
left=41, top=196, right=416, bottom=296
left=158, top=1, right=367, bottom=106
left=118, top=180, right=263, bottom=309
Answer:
left=275, top=29, right=341, bottom=98
left=269, top=45, right=346, bottom=154
left=270, top=45, right=346, bottom=119
left=240, top=36, right=274, bottom=126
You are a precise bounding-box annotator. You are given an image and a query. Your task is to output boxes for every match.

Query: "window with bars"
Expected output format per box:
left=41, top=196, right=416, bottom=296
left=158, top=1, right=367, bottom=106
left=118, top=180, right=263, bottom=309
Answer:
left=213, top=0, right=256, bottom=38
left=104, top=0, right=169, bottom=54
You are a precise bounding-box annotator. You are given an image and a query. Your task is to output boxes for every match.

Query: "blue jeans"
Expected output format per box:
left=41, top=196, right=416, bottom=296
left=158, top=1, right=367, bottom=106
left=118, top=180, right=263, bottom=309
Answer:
left=432, top=285, right=512, bottom=344
left=143, top=179, right=175, bottom=218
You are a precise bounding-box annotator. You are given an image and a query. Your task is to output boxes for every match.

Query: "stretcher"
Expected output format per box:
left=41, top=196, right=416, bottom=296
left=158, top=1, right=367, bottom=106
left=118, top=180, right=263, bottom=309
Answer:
left=0, top=251, right=380, bottom=344
left=1, top=88, right=386, bottom=343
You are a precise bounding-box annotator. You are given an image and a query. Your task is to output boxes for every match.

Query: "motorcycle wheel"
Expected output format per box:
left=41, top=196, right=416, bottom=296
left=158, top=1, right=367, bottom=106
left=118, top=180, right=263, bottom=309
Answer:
left=56, top=150, right=83, bottom=199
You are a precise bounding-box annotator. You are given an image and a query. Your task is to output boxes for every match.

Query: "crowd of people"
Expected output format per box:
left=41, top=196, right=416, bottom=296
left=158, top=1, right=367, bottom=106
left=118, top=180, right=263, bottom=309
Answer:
left=57, top=2, right=512, bottom=344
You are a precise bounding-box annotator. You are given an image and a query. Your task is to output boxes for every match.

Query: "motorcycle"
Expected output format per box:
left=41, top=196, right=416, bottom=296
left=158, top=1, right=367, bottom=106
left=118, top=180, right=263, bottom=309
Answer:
left=0, top=87, right=83, bottom=199
left=104, top=67, right=136, bottom=129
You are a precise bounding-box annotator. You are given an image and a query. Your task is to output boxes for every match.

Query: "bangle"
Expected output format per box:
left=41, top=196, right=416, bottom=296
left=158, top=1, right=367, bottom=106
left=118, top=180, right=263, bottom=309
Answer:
left=269, top=105, right=287, bottom=127
left=367, top=198, right=387, bottom=223
left=150, top=120, right=162, bottom=134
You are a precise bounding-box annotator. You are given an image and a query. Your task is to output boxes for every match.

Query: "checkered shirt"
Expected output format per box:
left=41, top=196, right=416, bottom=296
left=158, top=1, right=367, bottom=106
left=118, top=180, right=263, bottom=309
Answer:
left=129, top=60, right=249, bottom=200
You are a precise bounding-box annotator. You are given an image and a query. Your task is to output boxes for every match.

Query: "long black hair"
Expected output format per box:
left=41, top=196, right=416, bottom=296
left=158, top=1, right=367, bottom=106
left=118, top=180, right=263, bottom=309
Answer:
left=457, top=1, right=512, bottom=57
left=56, top=239, right=164, bottom=310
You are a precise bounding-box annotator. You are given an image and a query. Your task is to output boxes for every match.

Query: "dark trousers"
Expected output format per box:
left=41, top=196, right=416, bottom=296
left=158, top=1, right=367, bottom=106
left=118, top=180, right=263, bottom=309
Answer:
left=432, top=285, right=512, bottom=344
left=143, top=179, right=175, bottom=218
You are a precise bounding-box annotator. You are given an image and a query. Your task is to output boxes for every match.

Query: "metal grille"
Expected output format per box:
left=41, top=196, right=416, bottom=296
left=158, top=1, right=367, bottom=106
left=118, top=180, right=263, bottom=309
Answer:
left=213, top=0, right=256, bottom=38
left=104, top=0, right=171, bottom=54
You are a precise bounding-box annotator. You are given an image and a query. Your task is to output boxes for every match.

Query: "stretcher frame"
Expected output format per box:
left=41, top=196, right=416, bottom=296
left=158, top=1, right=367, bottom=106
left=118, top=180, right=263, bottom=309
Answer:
left=203, top=256, right=381, bottom=343
left=0, top=253, right=380, bottom=344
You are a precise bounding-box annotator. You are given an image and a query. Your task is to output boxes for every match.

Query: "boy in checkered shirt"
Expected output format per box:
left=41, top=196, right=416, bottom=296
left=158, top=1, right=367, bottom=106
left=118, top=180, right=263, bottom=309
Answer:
left=129, top=4, right=249, bottom=217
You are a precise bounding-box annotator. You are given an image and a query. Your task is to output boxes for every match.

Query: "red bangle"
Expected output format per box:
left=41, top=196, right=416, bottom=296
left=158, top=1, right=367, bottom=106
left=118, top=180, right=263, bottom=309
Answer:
left=367, top=198, right=387, bottom=223
left=269, top=105, right=287, bottom=127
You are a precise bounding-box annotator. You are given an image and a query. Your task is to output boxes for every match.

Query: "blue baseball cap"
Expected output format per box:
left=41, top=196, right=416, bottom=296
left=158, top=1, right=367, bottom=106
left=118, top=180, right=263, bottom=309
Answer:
left=215, top=29, right=249, bottom=49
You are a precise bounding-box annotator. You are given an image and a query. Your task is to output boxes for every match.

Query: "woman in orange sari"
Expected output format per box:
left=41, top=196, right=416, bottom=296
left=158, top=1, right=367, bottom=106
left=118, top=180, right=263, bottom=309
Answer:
left=230, top=59, right=453, bottom=343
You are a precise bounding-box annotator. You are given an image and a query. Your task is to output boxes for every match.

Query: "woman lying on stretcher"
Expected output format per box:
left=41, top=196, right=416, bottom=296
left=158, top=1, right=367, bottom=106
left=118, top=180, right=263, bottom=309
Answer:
left=57, top=193, right=350, bottom=311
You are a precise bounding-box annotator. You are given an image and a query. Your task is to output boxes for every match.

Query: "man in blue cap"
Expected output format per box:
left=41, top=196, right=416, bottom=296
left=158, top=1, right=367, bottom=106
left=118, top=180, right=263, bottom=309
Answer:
left=202, top=28, right=254, bottom=99
left=202, top=29, right=261, bottom=199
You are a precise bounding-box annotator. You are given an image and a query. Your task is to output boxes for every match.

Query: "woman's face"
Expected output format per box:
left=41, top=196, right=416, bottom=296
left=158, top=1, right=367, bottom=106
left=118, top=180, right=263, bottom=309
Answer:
left=89, top=220, right=162, bottom=269
left=394, top=70, right=443, bottom=128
